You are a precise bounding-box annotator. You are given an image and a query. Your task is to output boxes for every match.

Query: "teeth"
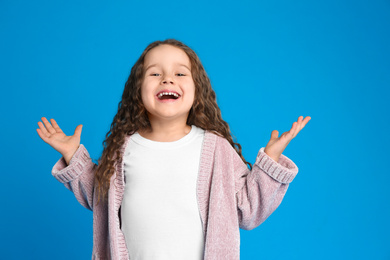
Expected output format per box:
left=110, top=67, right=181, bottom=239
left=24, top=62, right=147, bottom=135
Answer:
left=158, top=92, right=179, bottom=98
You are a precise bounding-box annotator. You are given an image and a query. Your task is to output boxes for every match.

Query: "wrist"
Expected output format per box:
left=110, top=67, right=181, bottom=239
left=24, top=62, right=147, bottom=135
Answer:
left=264, top=149, right=280, bottom=162
left=63, top=154, right=72, bottom=166
left=63, top=146, right=79, bottom=165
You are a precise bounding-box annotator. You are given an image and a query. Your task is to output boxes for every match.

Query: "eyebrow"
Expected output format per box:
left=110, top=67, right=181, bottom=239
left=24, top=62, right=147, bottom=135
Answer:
left=144, top=63, right=191, bottom=72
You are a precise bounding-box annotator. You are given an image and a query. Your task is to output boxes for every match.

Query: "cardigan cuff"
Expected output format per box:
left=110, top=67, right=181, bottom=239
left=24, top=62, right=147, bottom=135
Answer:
left=255, top=147, right=299, bottom=184
left=51, top=144, right=92, bottom=183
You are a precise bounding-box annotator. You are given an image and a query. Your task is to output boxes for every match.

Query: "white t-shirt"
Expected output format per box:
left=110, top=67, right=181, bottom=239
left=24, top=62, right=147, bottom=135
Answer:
left=120, top=125, right=205, bottom=260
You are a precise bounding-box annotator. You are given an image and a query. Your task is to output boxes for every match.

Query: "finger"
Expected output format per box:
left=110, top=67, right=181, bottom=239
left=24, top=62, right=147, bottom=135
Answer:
left=36, top=128, right=49, bottom=142
left=270, top=130, right=279, bottom=141
left=294, top=116, right=311, bottom=137
left=73, top=124, right=83, bottom=138
left=297, top=116, right=311, bottom=131
left=301, top=116, right=311, bottom=129
left=288, top=121, right=298, bottom=138
left=293, top=116, right=303, bottom=137
left=50, top=119, right=64, bottom=134
left=41, top=117, right=56, bottom=134
left=37, top=121, right=50, bottom=137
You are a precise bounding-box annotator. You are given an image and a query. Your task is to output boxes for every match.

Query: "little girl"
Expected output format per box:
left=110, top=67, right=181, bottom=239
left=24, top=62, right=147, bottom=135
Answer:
left=37, top=39, right=310, bottom=260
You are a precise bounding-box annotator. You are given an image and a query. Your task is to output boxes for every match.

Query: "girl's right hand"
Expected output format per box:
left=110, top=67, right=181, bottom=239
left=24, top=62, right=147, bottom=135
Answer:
left=37, top=117, right=83, bottom=165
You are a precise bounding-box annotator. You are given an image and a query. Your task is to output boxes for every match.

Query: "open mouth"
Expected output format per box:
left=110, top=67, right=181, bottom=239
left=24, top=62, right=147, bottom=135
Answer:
left=157, top=91, right=180, bottom=100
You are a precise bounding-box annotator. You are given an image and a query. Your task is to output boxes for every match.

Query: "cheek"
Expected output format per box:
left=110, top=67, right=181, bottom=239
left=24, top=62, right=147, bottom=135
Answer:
left=189, top=82, right=196, bottom=99
left=186, top=84, right=196, bottom=106
left=140, top=83, right=152, bottom=105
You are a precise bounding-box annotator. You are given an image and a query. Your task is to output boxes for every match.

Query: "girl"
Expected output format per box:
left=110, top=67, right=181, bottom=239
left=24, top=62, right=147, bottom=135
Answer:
left=37, top=39, right=310, bottom=260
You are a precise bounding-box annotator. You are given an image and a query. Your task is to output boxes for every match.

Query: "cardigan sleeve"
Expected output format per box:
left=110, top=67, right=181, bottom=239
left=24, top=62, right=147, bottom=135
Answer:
left=51, top=144, right=97, bottom=211
left=234, top=146, right=299, bottom=230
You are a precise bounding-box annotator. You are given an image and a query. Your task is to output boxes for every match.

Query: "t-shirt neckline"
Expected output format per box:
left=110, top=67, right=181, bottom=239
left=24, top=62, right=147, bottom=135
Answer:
left=131, top=125, right=201, bottom=149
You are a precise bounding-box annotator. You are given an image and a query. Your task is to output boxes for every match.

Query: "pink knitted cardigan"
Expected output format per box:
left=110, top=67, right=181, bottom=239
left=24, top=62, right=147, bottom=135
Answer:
left=52, top=130, right=298, bottom=259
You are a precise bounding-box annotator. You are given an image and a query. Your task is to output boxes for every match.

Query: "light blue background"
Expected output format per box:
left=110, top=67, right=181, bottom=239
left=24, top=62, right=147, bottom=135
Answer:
left=1, top=0, right=389, bottom=259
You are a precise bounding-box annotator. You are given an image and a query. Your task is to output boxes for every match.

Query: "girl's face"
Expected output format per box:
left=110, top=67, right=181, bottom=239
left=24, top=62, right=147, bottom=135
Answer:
left=141, top=44, right=195, bottom=126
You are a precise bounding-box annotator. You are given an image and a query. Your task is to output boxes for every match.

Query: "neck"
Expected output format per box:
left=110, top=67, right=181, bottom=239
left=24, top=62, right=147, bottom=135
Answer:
left=138, top=118, right=192, bottom=142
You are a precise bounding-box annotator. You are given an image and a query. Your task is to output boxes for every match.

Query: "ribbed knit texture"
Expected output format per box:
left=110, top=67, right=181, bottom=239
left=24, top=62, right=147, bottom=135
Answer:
left=52, top=131, right=298, bottom=259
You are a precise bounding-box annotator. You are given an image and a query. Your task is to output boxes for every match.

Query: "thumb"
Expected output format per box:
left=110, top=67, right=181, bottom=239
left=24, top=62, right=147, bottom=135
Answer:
left=74, top=124, right=83, bottom=138
left=270, top=130, right=279, bottom=140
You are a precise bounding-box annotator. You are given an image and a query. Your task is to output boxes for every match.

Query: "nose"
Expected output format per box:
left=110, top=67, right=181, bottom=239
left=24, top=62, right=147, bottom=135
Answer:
left=161, top=75, right=174, bottom=85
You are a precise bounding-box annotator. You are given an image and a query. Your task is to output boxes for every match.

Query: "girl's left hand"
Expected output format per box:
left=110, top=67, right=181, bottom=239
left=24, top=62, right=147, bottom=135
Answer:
left=264, top=116, right=311, bottom=162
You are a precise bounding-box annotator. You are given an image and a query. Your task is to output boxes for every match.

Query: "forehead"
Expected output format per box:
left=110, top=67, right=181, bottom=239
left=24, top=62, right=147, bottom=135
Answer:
left=144, top=44, right=191, bottom=68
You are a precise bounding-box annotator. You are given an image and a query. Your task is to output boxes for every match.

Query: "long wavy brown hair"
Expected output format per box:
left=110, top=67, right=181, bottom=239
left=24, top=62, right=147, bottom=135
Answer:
left=95, top=39, right=252, bottom=204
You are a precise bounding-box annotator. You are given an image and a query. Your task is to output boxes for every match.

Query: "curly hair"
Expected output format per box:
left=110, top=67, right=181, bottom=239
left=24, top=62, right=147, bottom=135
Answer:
left=95, top=39, right=252, bottom=204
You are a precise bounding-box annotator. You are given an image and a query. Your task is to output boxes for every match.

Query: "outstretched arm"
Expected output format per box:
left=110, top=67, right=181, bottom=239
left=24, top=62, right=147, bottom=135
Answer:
left=37, top=117, right=96, bottom=210
left=51, top=144, right=97, bottom=211
left=235, top=115, right=310, bottom=230
left=235, top=148, right=298, bottom=230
